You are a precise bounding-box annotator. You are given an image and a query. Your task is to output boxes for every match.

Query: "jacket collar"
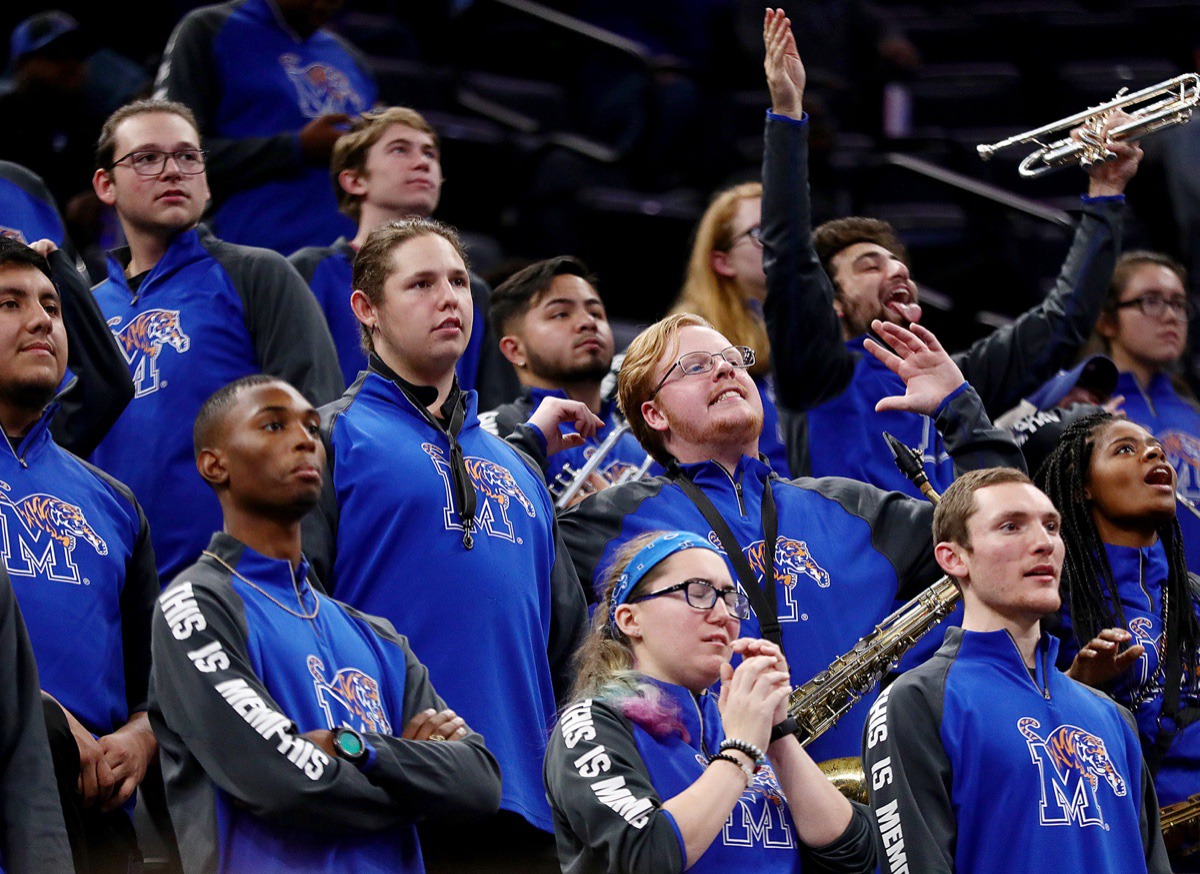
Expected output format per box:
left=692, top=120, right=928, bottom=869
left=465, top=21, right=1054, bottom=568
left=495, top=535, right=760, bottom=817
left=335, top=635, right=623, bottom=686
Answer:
left=947, top=625, right=1061, bottom=689
left=3, top=402, right=57, bottom=464
left=365, top=354, right=478, bottom=432
left=640, top=676, right=724, bottom=753
left=105, top=225, right=209, bottom=297
left=203, top=531, right=318, bottom=601
left=672, top=454, right=772, bottom=488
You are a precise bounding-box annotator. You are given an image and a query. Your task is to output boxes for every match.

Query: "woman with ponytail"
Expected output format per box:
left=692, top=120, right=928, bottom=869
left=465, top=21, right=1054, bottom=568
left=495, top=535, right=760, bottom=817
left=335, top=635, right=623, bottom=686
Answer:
left=543, top=530, right=874, bottom=873
left=1037, top=412, right=1200, bottom=819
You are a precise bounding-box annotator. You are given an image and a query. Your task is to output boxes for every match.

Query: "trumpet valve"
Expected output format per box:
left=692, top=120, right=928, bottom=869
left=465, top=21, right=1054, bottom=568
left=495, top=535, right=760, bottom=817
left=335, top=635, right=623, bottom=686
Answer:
left=976, top=144, right=996, bottom=161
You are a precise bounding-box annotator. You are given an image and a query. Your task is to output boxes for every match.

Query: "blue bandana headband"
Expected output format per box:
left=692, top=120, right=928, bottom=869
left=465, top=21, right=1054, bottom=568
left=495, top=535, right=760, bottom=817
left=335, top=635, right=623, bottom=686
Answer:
left=609, top=531, right=722, bottom=628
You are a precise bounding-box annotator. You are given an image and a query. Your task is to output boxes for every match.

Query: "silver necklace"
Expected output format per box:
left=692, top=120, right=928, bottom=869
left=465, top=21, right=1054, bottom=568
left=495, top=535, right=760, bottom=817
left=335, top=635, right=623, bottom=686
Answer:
left=202, top=550, right=319, bottom=621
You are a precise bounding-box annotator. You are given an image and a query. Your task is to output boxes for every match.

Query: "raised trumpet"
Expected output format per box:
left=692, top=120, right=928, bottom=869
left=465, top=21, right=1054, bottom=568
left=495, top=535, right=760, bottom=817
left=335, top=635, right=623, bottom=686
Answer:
left=551, top=423, right=653, bottom=509
left=978, top=73, right=1200, bottom=177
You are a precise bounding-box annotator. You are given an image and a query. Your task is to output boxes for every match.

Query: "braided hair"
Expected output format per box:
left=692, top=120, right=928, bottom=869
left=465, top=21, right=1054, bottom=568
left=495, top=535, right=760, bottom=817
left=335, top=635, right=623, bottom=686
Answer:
left=1036, top=412, right=1200, bottom=695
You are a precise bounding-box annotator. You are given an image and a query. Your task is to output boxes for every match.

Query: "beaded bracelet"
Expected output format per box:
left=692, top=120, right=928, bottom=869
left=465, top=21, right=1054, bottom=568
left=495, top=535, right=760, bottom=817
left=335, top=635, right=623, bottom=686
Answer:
left=708, top=753, right=753, bottom=788
left=718, top=738, right=765, bottom=771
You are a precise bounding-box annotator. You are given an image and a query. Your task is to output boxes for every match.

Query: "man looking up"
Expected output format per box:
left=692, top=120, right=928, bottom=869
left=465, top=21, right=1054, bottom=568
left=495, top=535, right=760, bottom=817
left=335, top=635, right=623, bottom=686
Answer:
left=863, top=468, right=1170, bottom=873
left=304, top=218, right=594, bottom=871
left=89, top=98, right=342, bottom=584
left=482, top=255, right=655, bottom=499
left=290, top=106, right=517, bottom=405
left=0, top=238, right=157, bottom=873
left=151, top=375, right=501, bottom=872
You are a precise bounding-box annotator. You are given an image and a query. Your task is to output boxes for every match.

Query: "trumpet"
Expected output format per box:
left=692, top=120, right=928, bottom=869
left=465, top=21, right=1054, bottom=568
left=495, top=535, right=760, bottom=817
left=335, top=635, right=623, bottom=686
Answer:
left=551, top=423, right=653, bottom=509
left=977, top=73, right=1200, bottom=177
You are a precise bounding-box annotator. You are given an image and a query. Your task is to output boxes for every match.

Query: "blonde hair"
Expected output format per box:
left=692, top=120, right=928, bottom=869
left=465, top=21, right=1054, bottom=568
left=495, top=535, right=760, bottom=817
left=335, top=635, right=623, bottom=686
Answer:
left=331, top=106, right=439, bottom=222
left=673, top=182, right=769, bottom=378
left=618, top=313, right=712, bottom=466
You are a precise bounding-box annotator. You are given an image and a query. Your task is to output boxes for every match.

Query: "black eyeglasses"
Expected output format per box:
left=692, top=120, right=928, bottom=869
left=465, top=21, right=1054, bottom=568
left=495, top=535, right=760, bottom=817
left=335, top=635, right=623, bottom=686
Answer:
left=649, top=345, right=755, bottom=398
left=730, top=225, right=762, bottom=248
left=628, top=579, right=751, bottom=619
left=109, top=149, right=207, bottom=176
left=1114, top=294, right=1191, bottom=319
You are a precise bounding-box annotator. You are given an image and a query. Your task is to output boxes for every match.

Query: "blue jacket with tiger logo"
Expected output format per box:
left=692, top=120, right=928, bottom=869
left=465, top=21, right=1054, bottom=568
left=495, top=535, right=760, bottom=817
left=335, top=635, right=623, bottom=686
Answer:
left=864, top=626, right=1169, bottom=873
left=303, top=360, right=587, bottom=833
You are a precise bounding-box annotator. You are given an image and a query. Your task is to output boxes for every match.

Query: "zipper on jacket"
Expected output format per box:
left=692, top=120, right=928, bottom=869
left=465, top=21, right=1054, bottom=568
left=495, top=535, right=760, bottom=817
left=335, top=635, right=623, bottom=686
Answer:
left=690, top=693, right=712, bottom=757
left=1134, top=379, right=1157, bottom=419
left=715, top=464, right=746, bottom=517
left=1006, top=632, right=1051, bottom=699
left=4, top=434, right=27, bottom=469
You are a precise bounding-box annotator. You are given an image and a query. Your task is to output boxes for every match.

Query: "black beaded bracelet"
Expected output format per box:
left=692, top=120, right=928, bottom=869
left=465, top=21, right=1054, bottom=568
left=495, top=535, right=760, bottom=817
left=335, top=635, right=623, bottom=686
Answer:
left=708, top=753, right=753, bottom=787
left=718, top=737, right=765, bottom=770
left=770, top=717, right=799, bottom=744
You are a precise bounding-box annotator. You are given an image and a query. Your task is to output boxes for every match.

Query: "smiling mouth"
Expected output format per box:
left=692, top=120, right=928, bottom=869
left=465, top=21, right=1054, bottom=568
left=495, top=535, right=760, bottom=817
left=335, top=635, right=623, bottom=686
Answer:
left=710, top=389, right=744, bottom=406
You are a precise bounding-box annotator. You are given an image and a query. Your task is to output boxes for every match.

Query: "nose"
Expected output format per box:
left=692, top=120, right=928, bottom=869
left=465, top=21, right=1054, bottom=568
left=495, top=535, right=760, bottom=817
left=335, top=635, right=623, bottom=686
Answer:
left=28, top=302, right=53, bottom=333
left=888, top=257, right=911, bottom=283
left=711, top=352, right=737, bottom=380
left=158, top=153, right=185, bottom=179
left=708, top=594, right=735, bottom=623
left=293, top=420, right=318, bottom=451
left=435, top=277, right=460, bottom=309
left=1144, top=441, right=1165, bottom=462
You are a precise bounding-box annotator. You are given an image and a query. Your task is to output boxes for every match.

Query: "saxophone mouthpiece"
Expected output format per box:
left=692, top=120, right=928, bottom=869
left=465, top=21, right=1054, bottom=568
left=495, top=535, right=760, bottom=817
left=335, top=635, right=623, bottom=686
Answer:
left=884, top=432, right=940, bottom=505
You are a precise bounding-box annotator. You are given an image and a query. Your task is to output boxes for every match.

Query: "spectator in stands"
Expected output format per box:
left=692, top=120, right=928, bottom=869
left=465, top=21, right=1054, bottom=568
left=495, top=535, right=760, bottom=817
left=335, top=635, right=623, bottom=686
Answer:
left=151, top=374, right=501, bottom=873
left=0, top=239, right=155, bottom=873
left=303, top=218, right=593, bottom=872
left=760, top=7, right=1141, bottom=499
left=155, top=0, right=377, bottom=254
left=673, top=182, right=790, bottom=474
left=1091, top=251, right=1200, bottom=576
left=290, top=107, right=518, bottom=405
left=88, top=98, right=342, bottom=585
left=0, top=160, right=73, bottom=256
left=482, top=255, right=653, bottom=499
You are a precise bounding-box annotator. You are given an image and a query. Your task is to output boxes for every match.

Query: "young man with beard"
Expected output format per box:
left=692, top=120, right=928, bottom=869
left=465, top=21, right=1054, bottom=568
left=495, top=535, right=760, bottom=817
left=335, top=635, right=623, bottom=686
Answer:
left=303, top=218, right=595, bottom=871
left=481, top=256, right=654, bottom=499
left=863, top=467, right=1170, bottom=874
left=759, top=9, right=1141, bottom=496
left=290, top=107, right=518, bottom=405
left=150, top=375, right=501, bottom=872
left=88, top=98, right=342, bottom=585
left=559, top=312, right=1024, bottom=763
left=0, top=239, right=157, bottom=873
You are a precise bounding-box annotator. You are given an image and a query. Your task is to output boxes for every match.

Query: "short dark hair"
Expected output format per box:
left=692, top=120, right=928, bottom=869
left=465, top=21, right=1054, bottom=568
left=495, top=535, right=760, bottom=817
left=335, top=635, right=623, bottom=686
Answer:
left=933, top=467, right=1033, bottom=550
left=0, top=238, right=53, bottom=284
left=96, top=98, right=200, bottom=170
left=489, top=256, right=597, bottom=336
left=351, top=218, right=469, bottom=354
left=812, top=217, right=909, bottom=290
left=193, top=374, right=285, bottom=461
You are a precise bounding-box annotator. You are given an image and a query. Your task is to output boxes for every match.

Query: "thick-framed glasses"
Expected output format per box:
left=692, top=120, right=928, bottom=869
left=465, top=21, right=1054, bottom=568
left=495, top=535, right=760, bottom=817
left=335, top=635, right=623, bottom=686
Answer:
left=730, top=225, right=762, bottom=248
left=109, top=149, right=207, bottom=176
left=627, top=579, right=751, bottom=619
left=649, top=345, right=755, bottom=398
left=1114, top=294, right=1192, bottom=319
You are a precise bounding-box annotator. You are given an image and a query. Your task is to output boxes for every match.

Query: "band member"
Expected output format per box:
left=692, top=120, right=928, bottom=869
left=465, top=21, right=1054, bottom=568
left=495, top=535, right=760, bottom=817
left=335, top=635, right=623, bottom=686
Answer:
left=545, top=530, right=875, bottom=872
left=760, top=8, right=1140, bottom=495
left=290, top=106, right=518, bottom=405
left=559, top=312, right=1024, bottom=763
left=863, top=467, right=1170, bottom=874
left=302, top=218, right=595, bottom=870
left=482, top=255, right=654, bottom=497
left=150, top=375, right=501, bottom=872
left=88, top=98, right=342, bottom=584
left=1037, top=414, right=1200, bottom=834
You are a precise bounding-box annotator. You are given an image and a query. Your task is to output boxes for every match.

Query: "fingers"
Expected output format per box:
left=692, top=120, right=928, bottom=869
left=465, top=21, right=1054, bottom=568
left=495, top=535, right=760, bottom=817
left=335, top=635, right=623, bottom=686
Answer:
left=871, top=319, right=926, bottom=356
left=402, top=708, right=439, bottom=740
left=101, top=776, right=136, bottom=813
left=27, top=239, right=57, bottom=257
left=417, top=710, right=468, bottom=742
left=731, top=638, right=789, bottom=673
left=862, top=337, right=902, bottom=372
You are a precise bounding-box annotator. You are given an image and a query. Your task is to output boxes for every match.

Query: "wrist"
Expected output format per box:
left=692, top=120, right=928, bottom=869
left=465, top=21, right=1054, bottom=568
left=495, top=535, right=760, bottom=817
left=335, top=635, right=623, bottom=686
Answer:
left=708, top=753, right=753, bottom=788
left=769, top=716, right=799, bottom=745
left=718, top=737, right=766, bottom=771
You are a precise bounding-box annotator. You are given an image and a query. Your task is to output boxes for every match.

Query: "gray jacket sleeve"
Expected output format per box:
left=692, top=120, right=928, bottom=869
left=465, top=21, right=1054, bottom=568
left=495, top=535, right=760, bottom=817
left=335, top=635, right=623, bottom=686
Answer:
left=951, top=198, right=1125, bottom=413
left=154, top=6, right=306, bottom=199
left=761, top=112, right=857, bottom=412
left=150, top=574, right=494, bottom=833
left=544, top=698, right=685, bottom=873
left=862, top=675, right=956, bottom=874
left=48, top=248, right=135, bottom=457
left=935, top=384, right=1027, bottom=478
left=0, top=563, right=73, bottom=872
left=207, top=234, right=345, bottom=404
left=1103, top=695, right=1172, bottom=873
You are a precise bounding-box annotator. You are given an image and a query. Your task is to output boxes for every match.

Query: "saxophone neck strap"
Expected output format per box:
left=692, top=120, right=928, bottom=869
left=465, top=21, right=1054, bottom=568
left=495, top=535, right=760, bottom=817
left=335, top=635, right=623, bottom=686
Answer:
left=673, top=468, right=783, bottom=651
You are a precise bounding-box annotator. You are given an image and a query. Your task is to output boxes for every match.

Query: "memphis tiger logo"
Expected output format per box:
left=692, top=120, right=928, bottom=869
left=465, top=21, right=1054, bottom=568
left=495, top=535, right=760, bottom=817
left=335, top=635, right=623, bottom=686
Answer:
left=308, top=655, right=392, bottom=734
left=707, top=532, right=830, bottom=623
left=1160, top=430, right=1200, bottom=503
left=0, top=227, right=27, bottom=243
left=690, top=751, right=795, bottom=848
left=280, top=53, right=370, bottom=118
left=423, top=443, right=537, bottom=543
left=1126, top=616, right=1166, bottom=705
left=107, top=309, right=191, bottom=398
left=0, top=480, right=108, bottom=584
left=1018, top=717, right=1127, bottom=828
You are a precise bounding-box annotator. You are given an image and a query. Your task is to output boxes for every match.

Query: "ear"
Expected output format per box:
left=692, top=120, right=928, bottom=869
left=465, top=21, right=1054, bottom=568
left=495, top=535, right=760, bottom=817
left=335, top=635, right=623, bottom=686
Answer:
left=349, top=289, right=377, bottom=332
left=710, top=249, right=736, bottom=280
left=93, top=168, right=116, bottom=206
left=498, top=334, right=526, bottom=368
left=1095, top=310, right=1119, bottom=341
left=831, top=297, right=845, bottom=320
left=338, top=168, right=368, bottom=198
left=641, top=398, right=670, bottom=434
left=196, top=447, right=229, bottom=489
left=934, top=541, right=969, bottom=580
left=613, top=603, right=641, bottom=640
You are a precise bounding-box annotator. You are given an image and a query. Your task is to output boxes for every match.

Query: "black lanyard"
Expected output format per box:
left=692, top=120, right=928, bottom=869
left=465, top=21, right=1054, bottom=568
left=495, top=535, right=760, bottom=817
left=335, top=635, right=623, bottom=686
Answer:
left=674, top=465, right=782, bottom=651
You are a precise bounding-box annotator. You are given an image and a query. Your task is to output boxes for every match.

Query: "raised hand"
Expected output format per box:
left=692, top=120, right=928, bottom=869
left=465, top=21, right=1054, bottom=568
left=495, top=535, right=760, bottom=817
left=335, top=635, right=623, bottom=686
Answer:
left=718, top=649, right=792, bottom=753
left=764, top=8, right=805, bottom=119
left=1065, top=627, right=1145, bottom=688
left=526, top=397, right=604, bottom=456
left=866, top=320, right=967, bottom=416
left=1078, top=111, right=1142, bottom=197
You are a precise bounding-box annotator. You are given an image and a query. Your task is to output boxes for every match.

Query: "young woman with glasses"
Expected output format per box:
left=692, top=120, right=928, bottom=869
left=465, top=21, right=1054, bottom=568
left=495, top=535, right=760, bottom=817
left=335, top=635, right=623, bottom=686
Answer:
left=1094, top=251, right=1200, bottom=575
left=543, top=530, right=875, bottom=873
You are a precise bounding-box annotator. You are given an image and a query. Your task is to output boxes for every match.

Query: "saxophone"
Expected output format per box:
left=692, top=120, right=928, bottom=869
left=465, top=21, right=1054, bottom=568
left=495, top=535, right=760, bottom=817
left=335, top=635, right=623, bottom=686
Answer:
left=787, top=574, right=962, bottom=745
left=1161, top=793, right=1200, bottom=859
